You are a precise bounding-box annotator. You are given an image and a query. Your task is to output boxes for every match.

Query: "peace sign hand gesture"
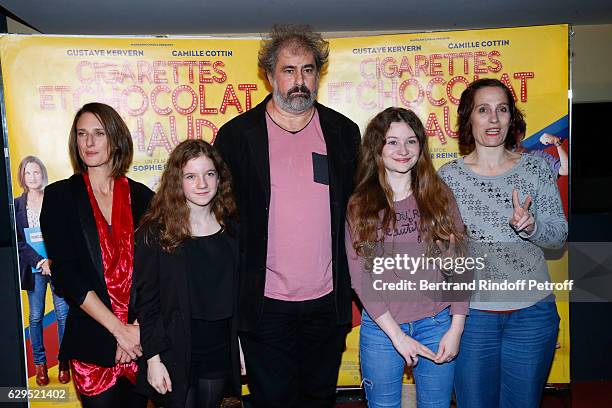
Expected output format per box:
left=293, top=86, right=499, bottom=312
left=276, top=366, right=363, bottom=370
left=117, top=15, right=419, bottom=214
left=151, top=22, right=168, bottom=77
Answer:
left=509, top=188, right=535, bottom=235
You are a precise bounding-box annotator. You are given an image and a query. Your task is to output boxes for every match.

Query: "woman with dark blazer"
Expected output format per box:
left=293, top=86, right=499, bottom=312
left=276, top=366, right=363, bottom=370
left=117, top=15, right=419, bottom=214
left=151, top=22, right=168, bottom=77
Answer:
left=134, top=139, right=241, bottom=408
left=15, top=155, right=70, bottom=386
left=40, top=103, right=153, bottom=407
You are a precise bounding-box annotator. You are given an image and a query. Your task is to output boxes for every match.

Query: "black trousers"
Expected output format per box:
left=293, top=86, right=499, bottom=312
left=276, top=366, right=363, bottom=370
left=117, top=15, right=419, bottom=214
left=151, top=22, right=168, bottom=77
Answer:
left=80, top=377, right=147, bottom=408
left=240, top=292, right=349, bottom=408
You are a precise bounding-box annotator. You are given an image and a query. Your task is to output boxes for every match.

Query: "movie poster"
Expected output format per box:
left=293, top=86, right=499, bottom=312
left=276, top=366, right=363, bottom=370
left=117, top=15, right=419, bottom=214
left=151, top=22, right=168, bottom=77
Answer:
left=0, top=25, right=569, bottom=406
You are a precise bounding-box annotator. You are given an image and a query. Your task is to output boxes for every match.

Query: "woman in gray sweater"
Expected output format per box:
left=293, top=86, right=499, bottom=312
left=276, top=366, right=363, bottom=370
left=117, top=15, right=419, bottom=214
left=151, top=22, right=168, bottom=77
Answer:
left=438, top=78, right=567, bottom=408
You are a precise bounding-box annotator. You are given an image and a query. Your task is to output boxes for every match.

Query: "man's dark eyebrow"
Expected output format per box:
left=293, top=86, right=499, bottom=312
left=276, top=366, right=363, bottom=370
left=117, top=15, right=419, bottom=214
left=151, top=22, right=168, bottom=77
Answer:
left=280, top=63, right=316, bottom=70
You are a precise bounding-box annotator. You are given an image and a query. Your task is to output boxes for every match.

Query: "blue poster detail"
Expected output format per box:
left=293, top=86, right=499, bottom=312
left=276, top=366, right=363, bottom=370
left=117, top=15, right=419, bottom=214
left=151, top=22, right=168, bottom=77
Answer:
left=24, top=226, right=47, bottom=274
left=523, top=115, right=569, bottom=150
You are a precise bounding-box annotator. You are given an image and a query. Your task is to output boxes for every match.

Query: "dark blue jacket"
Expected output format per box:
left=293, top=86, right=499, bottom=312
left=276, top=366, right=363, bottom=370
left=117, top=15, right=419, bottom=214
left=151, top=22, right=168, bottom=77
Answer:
left=15, top=193, right=44, bottom=291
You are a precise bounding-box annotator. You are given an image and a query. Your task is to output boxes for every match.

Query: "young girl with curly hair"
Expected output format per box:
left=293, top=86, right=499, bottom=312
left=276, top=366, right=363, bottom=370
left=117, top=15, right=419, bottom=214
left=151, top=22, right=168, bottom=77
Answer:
left=134, top=139, right=241, bottom=408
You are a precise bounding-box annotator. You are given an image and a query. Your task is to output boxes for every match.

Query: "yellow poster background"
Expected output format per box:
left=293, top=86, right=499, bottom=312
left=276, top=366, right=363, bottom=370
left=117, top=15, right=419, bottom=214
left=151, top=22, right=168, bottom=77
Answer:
left=0, top=24, right=569, bottom=406
left=2, top=35, right=268, bottom=188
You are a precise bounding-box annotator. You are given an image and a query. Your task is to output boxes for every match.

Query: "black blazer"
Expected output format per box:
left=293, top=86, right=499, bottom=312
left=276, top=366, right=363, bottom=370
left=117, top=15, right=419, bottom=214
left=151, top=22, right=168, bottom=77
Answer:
left=133, top=221, right=241, bottom=408
left=15, top=193, right=45, bottom=291
left=39, top=174, right=153, bottom=367
left=215, top=94, right=361, bottom=332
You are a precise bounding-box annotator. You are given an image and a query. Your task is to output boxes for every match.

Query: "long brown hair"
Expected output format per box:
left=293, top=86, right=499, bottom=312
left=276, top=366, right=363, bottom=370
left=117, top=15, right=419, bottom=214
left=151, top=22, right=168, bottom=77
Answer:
left=457, top=78, right=526, bottom=155
left=347, top=107, right=464, bottom=257
left=139, top=139, right=236, bottom=252
left=68, top=102, right=133, bottom=177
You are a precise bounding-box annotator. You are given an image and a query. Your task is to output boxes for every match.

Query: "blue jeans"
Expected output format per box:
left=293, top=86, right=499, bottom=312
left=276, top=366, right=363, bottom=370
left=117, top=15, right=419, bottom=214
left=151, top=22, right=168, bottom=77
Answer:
left=26, top=273, right=69, bottom=365
left=454, top=299, right=560, bottom=408
left=360, top=308, right=455, bottom=408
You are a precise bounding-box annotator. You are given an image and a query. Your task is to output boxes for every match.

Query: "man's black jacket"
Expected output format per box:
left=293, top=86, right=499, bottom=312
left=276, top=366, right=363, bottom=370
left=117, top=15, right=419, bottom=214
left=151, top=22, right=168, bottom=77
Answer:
left=214, top=94, right=361, bottom=332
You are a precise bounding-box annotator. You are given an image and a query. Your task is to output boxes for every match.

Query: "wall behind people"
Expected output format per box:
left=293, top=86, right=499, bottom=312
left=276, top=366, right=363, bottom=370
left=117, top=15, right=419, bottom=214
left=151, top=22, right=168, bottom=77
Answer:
left=573, top=24, right=612, bottom=103
left=569, top=25, right=612, bottom=383
left=570, top=23, right=612, bottom=214
left=5, top=16, right=36, bottom=34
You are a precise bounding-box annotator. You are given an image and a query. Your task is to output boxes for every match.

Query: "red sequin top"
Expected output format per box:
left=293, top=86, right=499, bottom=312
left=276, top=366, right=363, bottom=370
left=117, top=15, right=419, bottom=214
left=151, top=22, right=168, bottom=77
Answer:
left=71, top=174, right=138, bottom=396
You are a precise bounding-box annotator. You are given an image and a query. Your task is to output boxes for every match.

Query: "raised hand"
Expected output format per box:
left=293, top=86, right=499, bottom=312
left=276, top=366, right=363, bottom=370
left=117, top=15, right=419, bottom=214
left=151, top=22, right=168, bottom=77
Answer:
left=509, top=188, right=535, bottom=235
left=539, top=133, right=561, bottom=146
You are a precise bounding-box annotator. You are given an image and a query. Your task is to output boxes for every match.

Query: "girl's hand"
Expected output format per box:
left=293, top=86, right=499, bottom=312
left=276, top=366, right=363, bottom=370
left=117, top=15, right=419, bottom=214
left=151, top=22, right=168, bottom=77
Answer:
left=392, top=333, right=437, bottom=367
left=147, top=355, right=172, bottom=394
left=434, top=326, right=462, bottom=364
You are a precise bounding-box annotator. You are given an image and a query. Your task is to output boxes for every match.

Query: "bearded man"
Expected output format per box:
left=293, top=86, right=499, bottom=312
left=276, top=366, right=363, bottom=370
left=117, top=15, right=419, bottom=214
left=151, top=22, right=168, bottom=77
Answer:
left=215, top=24, right=361, bottom=408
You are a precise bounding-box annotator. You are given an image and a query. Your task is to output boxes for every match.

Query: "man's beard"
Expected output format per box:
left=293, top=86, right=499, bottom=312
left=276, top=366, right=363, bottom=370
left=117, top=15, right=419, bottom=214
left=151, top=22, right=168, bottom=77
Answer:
left=272, top=83, right=318, bottom=114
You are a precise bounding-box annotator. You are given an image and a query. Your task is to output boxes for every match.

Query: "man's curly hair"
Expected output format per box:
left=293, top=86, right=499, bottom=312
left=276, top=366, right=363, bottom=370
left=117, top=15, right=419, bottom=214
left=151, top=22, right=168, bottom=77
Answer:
left=258, top=24, right=329, bottom=75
